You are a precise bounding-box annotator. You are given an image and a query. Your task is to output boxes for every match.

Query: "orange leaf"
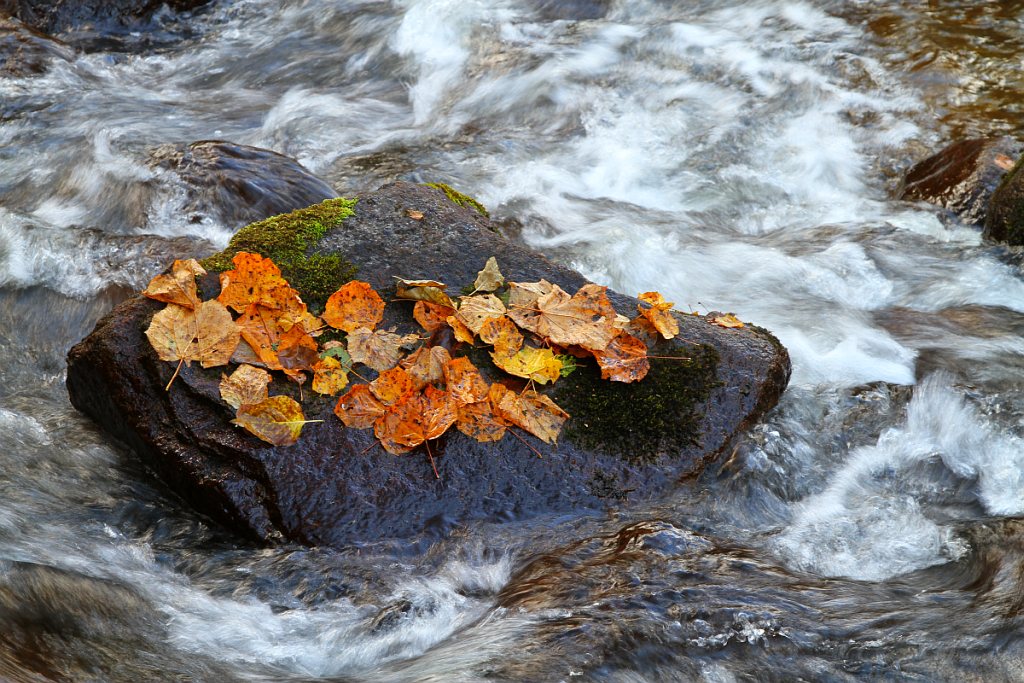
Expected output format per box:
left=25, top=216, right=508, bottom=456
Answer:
left=323, top=281, right=385, bottom=333
left=456, top=294, right=506, bottom=334
left=400, top=345, right=450, bottom=390
left=312, top=356, right=349, bottom=396
left=236, top=304, right=285, bottom=370
left=277, top=325, right=319, bottom=372
left=443, top=356, right=489, bottom=405
left=456, top=399, right=506, bottom=442
left=494, top=388, right=568, bottom=445
left=710, top=313, right=745, bottom=328
left=220, top=364, right=271, bottom=409
left=508, top=283, right=617, bottom=351
left=413, top=301, right=456, bottom=333
left=637, top=291, right=679, bottom=340
left=347, top=327, right=419, bottom=372
left=478, top=316, right=523, bottom=355
left=445, top=315, right=476, bottom=344
left=233, top=395, right=308, bottom=446
left=374, top=385, right=458, bottom=454
left=142, top=258, right=205, bottom=309
left=217, top=252, right=297, bottom=314
left=592, top=331, right=650, bottom=383
left=370, top=366, right=416, bottom=406
left=335, top=384, right=386, bottom=428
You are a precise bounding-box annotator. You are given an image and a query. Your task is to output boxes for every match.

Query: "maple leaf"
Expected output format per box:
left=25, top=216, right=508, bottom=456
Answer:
left=220, top=364, right=271, bottom=409
left=323, top=280, right=385, bottom=332
left=370, top=366, right=416, bottom=406
left=217, top=252, right=298, bottom=314
left=146, top=300, right=240, bottom=389
left=232, top=395, right=310, bottom=446
left=347, top=327, right=419, bottom=372
left=413, top=301, right=456, bottom=334
left=395, top=278, right=455, bottom=309
left=637, top=291, right=679, bottom=340
left=456, top=293, right=507, bottom=334
left=312, top=356, right=349, bottom=396
left=142, top=258, right=206, bottom=309
left=491, top=345, right=562, bottom=385
left=710, top=313, right=745, bottom=328
left=374, top=385, right=458, bottom=455
left=456, top=389, right=507, bottom=442
left=473, top=257, right=504, bottom=293
left=443, top=356, right=490, bottom=405
left=493, top=386, right=568, bottom=445
left=508, top=283, right=617, bottom=351
left=507, top=279, right=553, bottom=313
left=334, top=384, right=385, bottom=428
left=400, top=345, right=450, bottom=390
left=236, top=304, right=285, bottom=370
left=592, top=331, right=650, bottom=383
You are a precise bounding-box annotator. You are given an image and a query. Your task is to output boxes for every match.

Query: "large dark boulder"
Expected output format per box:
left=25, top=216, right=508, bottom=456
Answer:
left=150, top=140, right=338, bottom=232
left=984, top=156, right=1024, bottom=246
left=898, top=138, right=1021, bottom=226
left=66, top=182, right=790, bottom=548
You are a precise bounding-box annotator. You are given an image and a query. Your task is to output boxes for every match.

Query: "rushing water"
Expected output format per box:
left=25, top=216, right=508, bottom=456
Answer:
left=2, top=0, right=1024, bottom=680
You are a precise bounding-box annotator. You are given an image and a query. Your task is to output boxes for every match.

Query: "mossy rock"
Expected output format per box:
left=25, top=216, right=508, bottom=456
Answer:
left=67, top=181, right=791, bottom=547
left=423, top=182, right=489, bottom=217
left=985, top=154, right=1024, bottom=245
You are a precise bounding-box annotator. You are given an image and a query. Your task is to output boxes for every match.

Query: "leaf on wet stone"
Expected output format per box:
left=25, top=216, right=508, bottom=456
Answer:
left=347, top=327, right=420, bottom=372
left=592, top=331, right=650, bottom=383
left=443, top=356, right=490, bottom=405
left=494, top=388, right=568, bottom=445
left=232, top=395, right=309, bottom=446
left=445, top=315, right=476, bottom=344
left=370, top=366, right=416, bottom=406
left=320, top=341, right=353, bottom=370
left=323, top=280, right=385, bottom=332
left=473, top=257, right=504, bottom=292
left=217, top=252, right=296, bottom=314
left=219, top=364, right=271, bottom=410
left=710, top=313, right=745, bottom=328
left=456, top=399, right=507, bottom=442
left=507, top=279, right=553, bottom=313
left=491, top=345, right=562, bottom=384
left=374, top=385, right=458, bottom=454
left=236, top=304, right=285, bottom=370
left=456, top=293, right=506, bottom=334
left=413, top=301, right=456, bottom=333
left=231, top=337, right=266, bottom=368
left=312, top=356, right=349, bottom=396
left=276, top=324, right=320, bottom=372
left=334, top=384, right=386, bottom=429
left=637, top=291, right=679, bottom=340
left=394, top=278, right=455, bottom=309
left=477, top=316, right=523, bottom=354
left=142, top=258, right=206, bottom=309
left=400, top=345, right=450, bottom=390
left=145, top=300, right=239, bottom=370
left=508, top=283, right=617, bottom=351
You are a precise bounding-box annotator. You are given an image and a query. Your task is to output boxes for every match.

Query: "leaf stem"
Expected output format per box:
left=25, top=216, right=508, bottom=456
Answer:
left=165, top=358, right=184, bottom=391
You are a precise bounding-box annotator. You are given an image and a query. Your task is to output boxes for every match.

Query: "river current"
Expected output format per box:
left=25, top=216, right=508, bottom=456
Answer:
left=1, top=1, right=1024, bottom=681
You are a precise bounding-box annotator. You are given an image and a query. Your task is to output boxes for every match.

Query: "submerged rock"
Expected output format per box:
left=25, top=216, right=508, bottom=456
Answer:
left=150, top=140, right=338, bottom=232
left=898, top=138, right=1022, bottom=227
left=66, top=182, right=790, bottom=547
left=0, top=17, right=74, bottom=76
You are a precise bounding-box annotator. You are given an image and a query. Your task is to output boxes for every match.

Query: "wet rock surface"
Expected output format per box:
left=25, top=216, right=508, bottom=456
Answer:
left=151, top=140, right=338, bottom=232
left=0, top=16, right=74, bottom=76
left=898, top=137, right=1022, bottom=226
left=984, top=155, right=1024, bottom=246
left=66, top=181, right=791, bottom=547
left=0, top=0, right=217, bottom=51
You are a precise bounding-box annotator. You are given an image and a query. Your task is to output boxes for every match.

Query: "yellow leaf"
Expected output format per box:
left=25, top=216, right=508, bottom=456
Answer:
left=394, top=278, right=455, bottom=309
left=145, top=300, right=239, bottom=370
left=232, top=395, right=309, bottom=446
left=142, top=258, right=206, bottom=309
left=491, top=345, right=562, bottom=385
left=220, top=364, right=271, bottom=409
left=478, top=316, right=523, bottom=355
left=312, top=356, right=349, bottom=396
left=445, top=315, right=476, bottom=344
left=473, top=257, right=504, bottom=292
left=710, top=313, right=745, bottom=328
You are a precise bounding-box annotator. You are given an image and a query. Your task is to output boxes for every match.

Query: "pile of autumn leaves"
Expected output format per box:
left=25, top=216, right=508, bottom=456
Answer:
left=142, top=252, right=735, bottom=466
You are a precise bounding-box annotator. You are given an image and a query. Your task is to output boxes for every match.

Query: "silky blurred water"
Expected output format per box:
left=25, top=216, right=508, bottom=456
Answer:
left=2, top=1, right=1024, bottom=680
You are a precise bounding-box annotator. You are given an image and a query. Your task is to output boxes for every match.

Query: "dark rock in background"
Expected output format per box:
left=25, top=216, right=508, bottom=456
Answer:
left=0, top=16, right=74, bottom=76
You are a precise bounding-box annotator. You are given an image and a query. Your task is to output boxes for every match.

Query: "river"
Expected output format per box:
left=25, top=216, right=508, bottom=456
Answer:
left=2, top=0, right=1024, bottom=680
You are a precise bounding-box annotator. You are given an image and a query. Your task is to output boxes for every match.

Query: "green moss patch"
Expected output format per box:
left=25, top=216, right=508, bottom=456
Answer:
left=200, top=198, right=359, bottom=310
left=554, top=345, right=720, bottom=463
left=423, top=182, right=490, bottom=217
